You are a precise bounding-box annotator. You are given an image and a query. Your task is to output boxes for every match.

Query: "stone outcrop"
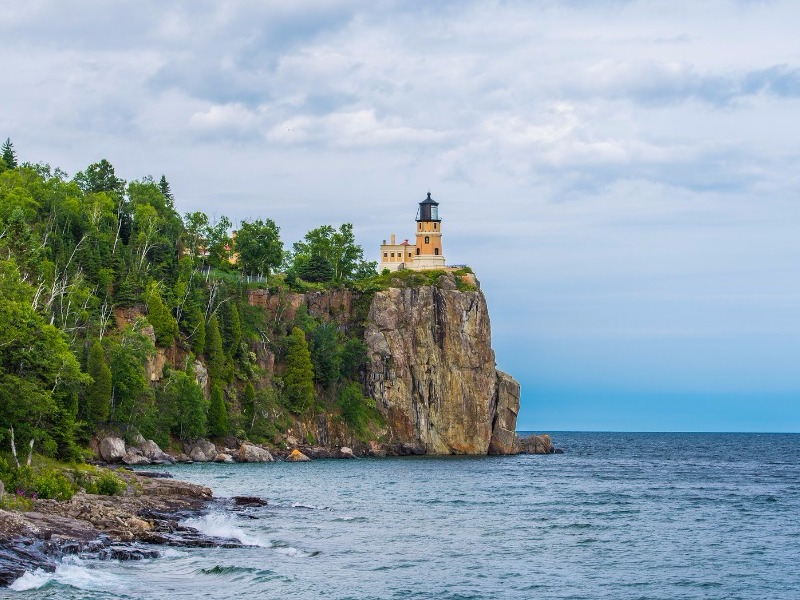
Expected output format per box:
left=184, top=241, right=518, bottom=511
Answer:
left=238, top=443, right=274, bottom=463
left=520, top=434, right=554, bottom=454
left=488, top=370, right=522, bottom=455
left=286, top=449, right=311, bottom=462
left=186, top=439, right=217, bottom=462
left=364, top=274, right=521, bottom=454
left=99, top=437, right=126, bottom=463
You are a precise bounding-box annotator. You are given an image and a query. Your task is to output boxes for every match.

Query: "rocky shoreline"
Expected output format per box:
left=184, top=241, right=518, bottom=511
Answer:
left=0, top=469, right=239, bottom=587
left=97, top=431, right=560, bottom=467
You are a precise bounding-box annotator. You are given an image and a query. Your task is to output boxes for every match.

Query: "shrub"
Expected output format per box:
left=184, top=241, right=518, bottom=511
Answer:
left=93, top=470, right=126, bottom=496
left=31, top=470, right=76, bottom=501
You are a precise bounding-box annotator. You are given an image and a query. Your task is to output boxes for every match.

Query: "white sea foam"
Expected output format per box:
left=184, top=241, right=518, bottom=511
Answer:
left=291, top=502, right=329, bottom=510
left=9, top=556, right=120, bottom=592
left=183, top=512, right=266, bottom=547
left=270, top=542, right=319, bottom=558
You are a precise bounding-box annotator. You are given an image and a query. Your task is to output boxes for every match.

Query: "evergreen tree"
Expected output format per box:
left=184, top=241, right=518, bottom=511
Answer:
left=85, top=341, right=112, bottom=426
left=183, top=305, right=206, bottom=355
left=158, top=175, right=174, bottom=203
left=1, top=138, right=17, bottom=168
left=297, top=254, right=335, bottom=282
left=207, top=384, right=228, bottom=437
left=221, top=302, right=241, bottom=355
left=161, top=370, right=207, bottom=440
left=283, top=327, right=315, bottom=413
left=242, top=382, right=256, bottom=428
left=311, top=323, right=340, bottom=389
left=205, top=314, right=226, bottom=383
left=145, top=285, right=179, bottom=347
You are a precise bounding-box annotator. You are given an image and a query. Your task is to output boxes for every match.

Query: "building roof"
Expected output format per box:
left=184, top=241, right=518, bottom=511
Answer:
left=419, top=192, right=439, bottom=206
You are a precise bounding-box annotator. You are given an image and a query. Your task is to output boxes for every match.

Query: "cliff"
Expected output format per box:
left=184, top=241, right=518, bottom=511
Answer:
left=363, top=276, right=519, bottom=454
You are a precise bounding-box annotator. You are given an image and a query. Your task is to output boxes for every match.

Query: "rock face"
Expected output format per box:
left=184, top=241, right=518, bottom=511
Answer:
left=99, top=437, right=126, bottom=463
left=364, top=275, right=521, bottom=454
left=488, top=371, right=522, bottom=455
left=238, top=443, right=274, bottom=463
left=186, top=439, right=217, bottom=462
left=520, top=434, right=553, bottom=454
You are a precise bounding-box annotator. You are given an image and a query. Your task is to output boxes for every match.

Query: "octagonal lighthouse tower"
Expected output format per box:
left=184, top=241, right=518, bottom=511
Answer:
left=412, top=192, right=446, bottom=270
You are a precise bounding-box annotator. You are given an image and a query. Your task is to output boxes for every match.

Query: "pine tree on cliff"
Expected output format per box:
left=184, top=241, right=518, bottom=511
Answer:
left=283, top=327, right=315, bottom=413
left=207, top=384, right=228, bottom=437
left=86, top=341, right=112, bottom=426
left=242, top=382, right=256, bottom=428
left=1, top=138, right=18, bottom=169
left=145, top=285, right=178, bottom=347
left=158, top=175, right=174, bottom=203
left=205, top=314, right=226, bottom=383
left=220, top=302, right=242, bottom=357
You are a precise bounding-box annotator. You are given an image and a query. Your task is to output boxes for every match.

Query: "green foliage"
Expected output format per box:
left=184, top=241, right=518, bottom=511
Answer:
left=91, top=469, right=126, bottom=496
left=292, top=223, right=372, bottom=283
left=220, top=301, right=242, bottom=356
left=297, top=253, right=335, bottom=283
left=337, top=382, right=378, bottom=436
left=311, top=323, right=340, bottom=389
left=158, top=175, right=174, bottom=203
left=160, top=369, right=207, bottom=441
left=0, top=259, right=89, bottom=460
left=1, top=138, right=18, bottom=169
left=235, top=218, right=283, bottom=278
left=145, top=284, right=179, bottom=346
left=74, top=159, right=125, bottom=195
left=283, top=327, right=315, bottom=413
left=85, top=341, right=112, bottom=426
left=205, top=314, right=225, bottom=383
left=340, top=337, right=368, bottom=380
left=31, top=469, right=76, bottom=501
left=208, top=385, right=229, bottom=437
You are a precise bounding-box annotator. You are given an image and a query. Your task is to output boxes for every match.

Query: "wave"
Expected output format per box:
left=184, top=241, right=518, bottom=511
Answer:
left=290, top=502, right=330, bottom=510
left=183, top=512, right=267, bottom=547
left=269, top=540, right=320, bottom=558
left=9, top=556, right=121, bottom=592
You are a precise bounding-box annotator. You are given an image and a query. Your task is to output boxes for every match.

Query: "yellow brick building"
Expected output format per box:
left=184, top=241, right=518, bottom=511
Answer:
left=379, top=193, right=446, bottom=271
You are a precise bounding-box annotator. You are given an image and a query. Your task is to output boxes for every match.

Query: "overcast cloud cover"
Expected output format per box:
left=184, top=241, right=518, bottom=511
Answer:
left=2, top=0, right=798, bottom=431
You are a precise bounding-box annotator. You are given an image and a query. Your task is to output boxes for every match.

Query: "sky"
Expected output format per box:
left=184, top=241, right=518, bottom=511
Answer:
left=2, top=0, right=798, bottom=432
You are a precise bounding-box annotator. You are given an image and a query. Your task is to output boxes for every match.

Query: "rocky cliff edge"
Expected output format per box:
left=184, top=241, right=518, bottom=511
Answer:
left=364, top=273, right=521, bottom=454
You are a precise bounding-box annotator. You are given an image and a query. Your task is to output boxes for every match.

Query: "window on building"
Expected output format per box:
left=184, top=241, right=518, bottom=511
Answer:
left=408, top=253, right=412, bottom=258
left=416, top=248, right=420, bottom=255
left=391, top=252, right=395, bottom=258
left=434, top=223, right=437, bottom=230
left=383, top=253, right=388, bottom=258
left=425, top=236, right=430, bottom=244
left=435, top=248, right=439, bottom=255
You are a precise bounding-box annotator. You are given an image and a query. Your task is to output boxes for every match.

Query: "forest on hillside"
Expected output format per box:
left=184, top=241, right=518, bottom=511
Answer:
left=0, top=138, right=385, bottom=461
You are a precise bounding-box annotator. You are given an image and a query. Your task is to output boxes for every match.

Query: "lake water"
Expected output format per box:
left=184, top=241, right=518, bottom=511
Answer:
left=5, top=432, right=800, bottom=599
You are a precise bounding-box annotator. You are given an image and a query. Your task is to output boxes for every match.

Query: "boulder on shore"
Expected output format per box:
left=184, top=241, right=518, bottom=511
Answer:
left=519, top=434, right=554, bottom=454
left=122, top=452, right=150, bottom=465
left=100, top=437, right=126, bottom=463
left=286, top=449, right=311, bottom=462
left=140, top=439, right=174, bottom=463
left=186, top=439, right=217, bottom=462
left=238, top=443, right=274, bottom=463
left=214, top=453, right=235, bottom=463
left=338, top=447, right=357, bottom=459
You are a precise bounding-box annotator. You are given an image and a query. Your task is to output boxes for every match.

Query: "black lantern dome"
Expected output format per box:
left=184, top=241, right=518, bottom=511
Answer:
left=416, top=192, right=440, bottom=222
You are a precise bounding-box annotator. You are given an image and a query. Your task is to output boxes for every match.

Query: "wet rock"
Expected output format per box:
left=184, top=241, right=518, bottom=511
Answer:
left=519, top=434, right=554, bottom=455
left=98, top=546, right=159, bottom=561
left=99, top=437, right=126, bottom=463
left=554, top=448, right=565, bottom=454
left=238, top=443, right=274, bottom=463
left=368, top=441, right=387, bottom=457
left=232, top=496, right=268, bottom=507
left=338, top=447, right=357, bottom=459
left=134, top=472, right=173, bottom=479
left=286, top=449, right=311, bottom=462
left=213, top=453, right=234, bottom=463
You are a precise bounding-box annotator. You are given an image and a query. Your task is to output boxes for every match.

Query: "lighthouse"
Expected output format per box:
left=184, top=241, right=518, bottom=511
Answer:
left=412, top=192, right=446, bottom=270
left=379, top=192, right=447, bottom=272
